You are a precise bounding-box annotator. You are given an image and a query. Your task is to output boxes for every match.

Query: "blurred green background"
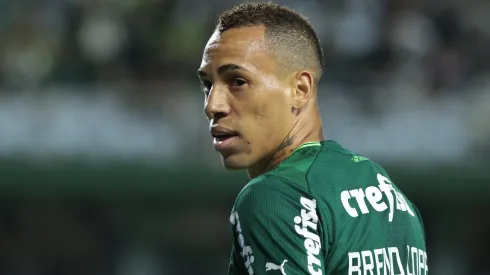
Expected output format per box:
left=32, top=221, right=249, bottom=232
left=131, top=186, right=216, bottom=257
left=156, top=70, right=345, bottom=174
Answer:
left=0, top=0, right=489, bottom=274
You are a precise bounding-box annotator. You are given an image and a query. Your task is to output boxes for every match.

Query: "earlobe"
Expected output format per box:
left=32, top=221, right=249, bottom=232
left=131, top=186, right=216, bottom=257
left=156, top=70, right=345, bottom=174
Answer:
left=292, top=107, right=300, bottom=116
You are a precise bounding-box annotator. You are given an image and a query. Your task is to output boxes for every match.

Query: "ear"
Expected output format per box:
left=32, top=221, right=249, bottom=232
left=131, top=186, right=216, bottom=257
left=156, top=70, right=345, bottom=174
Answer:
left=291, top=70, right=314, bottom=110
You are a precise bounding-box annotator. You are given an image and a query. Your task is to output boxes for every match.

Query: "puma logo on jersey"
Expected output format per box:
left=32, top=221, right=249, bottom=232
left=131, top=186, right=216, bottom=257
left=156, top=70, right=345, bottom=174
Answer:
left=230, top=212, right=255, bottom=275
left=265, top=259, right=288, bottom=274
left=294, top=197, right=323, bottom=275
left=340, top=173, right=415, bottom=222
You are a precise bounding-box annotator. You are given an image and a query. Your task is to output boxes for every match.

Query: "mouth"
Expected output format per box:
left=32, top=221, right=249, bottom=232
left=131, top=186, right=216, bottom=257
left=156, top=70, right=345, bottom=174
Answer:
left=210, top=127, right=240, bottom=151
left=212, top=133, right=239, bottom=142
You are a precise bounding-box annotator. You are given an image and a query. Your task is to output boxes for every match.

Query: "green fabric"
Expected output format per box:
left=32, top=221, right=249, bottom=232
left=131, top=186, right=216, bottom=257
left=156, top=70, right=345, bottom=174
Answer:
left=228, top=140, right=428, bottom=275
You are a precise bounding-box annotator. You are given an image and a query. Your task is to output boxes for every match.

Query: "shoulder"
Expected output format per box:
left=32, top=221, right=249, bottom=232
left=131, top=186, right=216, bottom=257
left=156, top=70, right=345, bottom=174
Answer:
left=306, top=141, right=419, bottom=223
left=231, top=174, right=325, bottom=244
left=229, top=177, right=328, bottom=275
left=235, top=174, right=309, bottom=207
left=305, top=140, right=386, bottom=193
left=232, top=174, right=318, bottom=221
left=307, top=140, right=389, bottom=188
left=313, top=140, right=376, bottom=169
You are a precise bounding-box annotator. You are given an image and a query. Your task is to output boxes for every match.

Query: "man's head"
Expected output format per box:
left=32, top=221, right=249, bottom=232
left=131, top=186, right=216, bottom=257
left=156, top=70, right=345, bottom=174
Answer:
left=198, top=2, right=324, bottom=172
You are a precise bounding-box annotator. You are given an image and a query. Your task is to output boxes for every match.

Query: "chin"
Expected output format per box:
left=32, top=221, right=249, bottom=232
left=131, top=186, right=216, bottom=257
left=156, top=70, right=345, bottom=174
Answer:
left=221, top=154, right=251, bottom=171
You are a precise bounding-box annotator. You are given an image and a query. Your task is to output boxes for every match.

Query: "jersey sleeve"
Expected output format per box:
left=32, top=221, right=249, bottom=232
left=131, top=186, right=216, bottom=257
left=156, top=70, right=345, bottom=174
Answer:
left=228, top=175, right=327, bottom=275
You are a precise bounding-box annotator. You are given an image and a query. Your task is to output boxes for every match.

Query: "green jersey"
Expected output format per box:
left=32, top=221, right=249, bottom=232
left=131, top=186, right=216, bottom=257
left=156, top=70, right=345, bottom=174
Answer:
left=228, top=140, right=427, bottom=275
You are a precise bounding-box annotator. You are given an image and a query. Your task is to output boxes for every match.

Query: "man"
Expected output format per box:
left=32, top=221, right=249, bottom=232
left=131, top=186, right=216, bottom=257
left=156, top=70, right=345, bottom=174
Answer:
left=197, top=3, right=428, bottom=275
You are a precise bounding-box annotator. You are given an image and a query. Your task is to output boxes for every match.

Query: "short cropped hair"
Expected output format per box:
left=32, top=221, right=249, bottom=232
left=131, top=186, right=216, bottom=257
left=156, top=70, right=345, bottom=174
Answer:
left=216, top=2, right=324, bottom=83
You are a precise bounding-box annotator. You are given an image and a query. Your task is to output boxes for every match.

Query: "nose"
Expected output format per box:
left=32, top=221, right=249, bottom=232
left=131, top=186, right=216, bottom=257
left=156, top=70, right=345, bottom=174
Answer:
left=204, top=86, right=231, bottom=121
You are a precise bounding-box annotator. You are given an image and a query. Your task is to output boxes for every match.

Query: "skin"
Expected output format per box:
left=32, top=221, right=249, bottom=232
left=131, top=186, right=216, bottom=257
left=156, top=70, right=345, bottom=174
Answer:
left=198, top=25, right=324, bottom=179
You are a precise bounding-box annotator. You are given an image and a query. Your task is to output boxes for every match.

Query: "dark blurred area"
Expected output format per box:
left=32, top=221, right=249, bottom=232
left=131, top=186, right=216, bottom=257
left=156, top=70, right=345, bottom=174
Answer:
left=0, top=0, right=489, bottom=274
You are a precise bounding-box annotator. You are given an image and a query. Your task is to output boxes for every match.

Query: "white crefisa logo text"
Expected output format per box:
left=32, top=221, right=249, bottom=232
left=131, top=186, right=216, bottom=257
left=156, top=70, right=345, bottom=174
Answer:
left=295, top=197, right=323, bottom=275
left=230, top=212, right=255, bottom=275
left=341, top=173, right=415, bottom=222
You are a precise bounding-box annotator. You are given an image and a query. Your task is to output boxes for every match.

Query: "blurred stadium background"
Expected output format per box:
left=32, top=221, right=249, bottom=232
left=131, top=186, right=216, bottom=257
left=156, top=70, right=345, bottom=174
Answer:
left=0, top=0, right=489, bottom=274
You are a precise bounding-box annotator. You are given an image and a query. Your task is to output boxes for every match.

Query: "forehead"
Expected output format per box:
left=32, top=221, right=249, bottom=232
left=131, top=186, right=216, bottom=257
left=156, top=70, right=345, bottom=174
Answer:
left=200, top=26, right=276, bottom=73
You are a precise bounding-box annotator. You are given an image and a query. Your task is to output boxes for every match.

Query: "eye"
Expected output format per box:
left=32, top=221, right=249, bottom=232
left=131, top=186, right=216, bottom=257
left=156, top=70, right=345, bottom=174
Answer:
left=201, top=80, right=212, bottom=94
left=231, top=78, right=247, bottom=88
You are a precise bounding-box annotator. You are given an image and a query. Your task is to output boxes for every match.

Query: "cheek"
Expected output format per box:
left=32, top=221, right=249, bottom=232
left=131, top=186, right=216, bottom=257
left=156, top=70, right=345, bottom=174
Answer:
left=255, top=89, right=291, bottom=118
left=258, top=95, right=292, bottom=123
left=248, top=101, right=292, bottom=141
left=236, top=86, right=293, bottom=149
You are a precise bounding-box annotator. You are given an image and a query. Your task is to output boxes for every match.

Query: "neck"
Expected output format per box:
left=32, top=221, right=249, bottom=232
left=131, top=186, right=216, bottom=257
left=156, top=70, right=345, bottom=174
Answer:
left=247, top=111, right=324, bottom=179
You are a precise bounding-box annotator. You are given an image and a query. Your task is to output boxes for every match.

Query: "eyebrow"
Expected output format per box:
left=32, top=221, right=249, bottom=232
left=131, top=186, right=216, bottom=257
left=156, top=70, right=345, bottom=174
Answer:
left=197, top=63, right=248, bottom=77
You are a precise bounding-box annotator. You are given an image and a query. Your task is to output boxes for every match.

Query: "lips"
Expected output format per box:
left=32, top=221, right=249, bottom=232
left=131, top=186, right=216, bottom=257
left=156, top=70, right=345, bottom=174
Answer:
left=210, top=126, right=239, bottom=151
left=214, top=134, right=237, bottom=142
left=213, top=130, right=239, bottom=141
left=210, top=126, right=239, bottom=140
